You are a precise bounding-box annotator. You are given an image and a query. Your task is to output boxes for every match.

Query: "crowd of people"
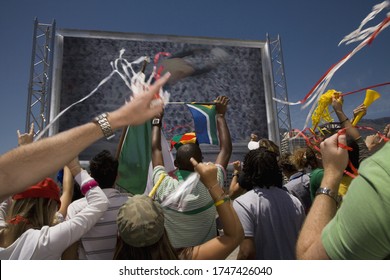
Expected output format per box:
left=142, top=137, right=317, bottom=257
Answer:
left=0, top=72, right=389, bottom=260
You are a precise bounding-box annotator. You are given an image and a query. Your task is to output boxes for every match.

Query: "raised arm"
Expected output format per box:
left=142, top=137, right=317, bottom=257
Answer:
left=331, top=95, right=362, bottom=140
left=214, top=96, right=232, bottom=169
left=0, top=73, right=170, bottom=201
left=228, top=160, right=246, bottom=200
left=332, top=95, right=371, bottom=162
left=61, top=157, right=82, bottom=260
left=296, top=133, right=348, bottom=259
left=151, top=112, right=164, bottom=168
left=17, top=123, right=34, bottom=146
left=57, top=166, right=75, bottom=219
left=190, top=157, right=244, bottom=260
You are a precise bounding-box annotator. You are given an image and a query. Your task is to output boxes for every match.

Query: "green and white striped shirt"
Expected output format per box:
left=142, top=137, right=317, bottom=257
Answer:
left=153, top=165, right=225, bottom=248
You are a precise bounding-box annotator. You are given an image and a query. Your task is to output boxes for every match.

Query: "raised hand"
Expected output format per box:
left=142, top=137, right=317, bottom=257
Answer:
left=109, top=72, right=170, bottom=128
left=214, top=95, right=230, bottom=116
left=17, top=123, right=34, bottom=146
left=320, top=133, right=349, bottom=181
left=331, top=95, right=344, bottom=113
left=232, top=160, right=242, bottom=174
left=352, top=103, right=367, bottom=122
left=66, top=157, right=82, bottom=177
left=190, top=157, right=218, bottom=189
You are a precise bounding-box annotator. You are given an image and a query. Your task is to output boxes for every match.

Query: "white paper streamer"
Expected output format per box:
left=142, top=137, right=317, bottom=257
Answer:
left=35, top=49, right=170, bottom=141
left=300, top=2, right=390, bottom=129
left=160, top=172, right=201, bottom=211
left=273, top=1, right=390, bottom=131
left=339, top=1, right=390, bottom=45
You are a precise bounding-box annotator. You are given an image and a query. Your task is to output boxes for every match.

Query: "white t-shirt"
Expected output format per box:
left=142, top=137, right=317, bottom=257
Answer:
left=0, top=171, right=109, bottom=260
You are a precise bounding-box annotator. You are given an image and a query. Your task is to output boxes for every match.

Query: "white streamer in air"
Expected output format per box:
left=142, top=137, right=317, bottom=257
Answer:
left=35, top=49, right=170, bottom=141
left=274, top=1, right=390, bottom=131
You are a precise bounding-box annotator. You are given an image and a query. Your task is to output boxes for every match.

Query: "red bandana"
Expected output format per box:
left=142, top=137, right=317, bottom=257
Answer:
left=12, top=178, right=61, bottom=209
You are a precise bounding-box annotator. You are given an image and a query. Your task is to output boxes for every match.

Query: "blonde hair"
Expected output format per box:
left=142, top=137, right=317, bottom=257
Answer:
left=0, top=197, right=58, bottom=248
left=258, top=138, right=280, bottom=156
left=290, top=147, right=320, bottom=170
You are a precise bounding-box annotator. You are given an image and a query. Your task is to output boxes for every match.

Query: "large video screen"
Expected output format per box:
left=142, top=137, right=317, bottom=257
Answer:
left=52, top=30, right=275, bottom=161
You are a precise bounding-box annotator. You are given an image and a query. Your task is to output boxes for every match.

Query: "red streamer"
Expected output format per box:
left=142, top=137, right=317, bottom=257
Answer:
left=297, top=16, right=389, bottom=105
left=340, top=82, right=390, bottom=97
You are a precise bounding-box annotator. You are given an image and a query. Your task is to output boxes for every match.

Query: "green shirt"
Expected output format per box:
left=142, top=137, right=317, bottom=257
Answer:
left=322, top=142, right=390, bottom=259
left=309, top=168, right=324, bottom=201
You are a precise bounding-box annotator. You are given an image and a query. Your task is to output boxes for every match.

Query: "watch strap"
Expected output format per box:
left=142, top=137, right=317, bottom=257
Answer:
left=94, top=113, right=115, bottom=140
left=315, top=187, right=342, bottom=207
left=152, top=118, right=161, bottom=126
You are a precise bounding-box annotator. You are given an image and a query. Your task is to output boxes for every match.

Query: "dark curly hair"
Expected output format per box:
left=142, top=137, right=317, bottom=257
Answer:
left=241, top=147, right=283, bottom=189
left=89, top=150, right=118, bottom=189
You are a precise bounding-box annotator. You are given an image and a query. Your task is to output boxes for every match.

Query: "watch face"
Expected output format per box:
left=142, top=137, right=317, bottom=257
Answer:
left=152, top=118, right=160, bottom=125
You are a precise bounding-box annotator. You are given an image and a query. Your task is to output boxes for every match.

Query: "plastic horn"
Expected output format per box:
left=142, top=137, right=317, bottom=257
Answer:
left=352, top=89, right=381, bottom=126
left=148, top=173, right=166, bottom=198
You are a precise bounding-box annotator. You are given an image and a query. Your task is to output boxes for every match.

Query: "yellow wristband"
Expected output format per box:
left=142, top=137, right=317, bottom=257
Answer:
left=214, top=196, right=231, bottom=207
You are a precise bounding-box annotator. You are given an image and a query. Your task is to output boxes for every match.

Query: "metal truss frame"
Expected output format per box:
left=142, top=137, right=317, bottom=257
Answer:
left=25, top=21, right=290, bottom=147
left=266, top=34, right=292, bottom=143
left=25, top=18, right=56, bottom=137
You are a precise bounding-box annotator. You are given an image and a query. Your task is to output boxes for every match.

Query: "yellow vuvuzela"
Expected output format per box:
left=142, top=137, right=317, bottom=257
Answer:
left=352, top=89, right=381, bottom=126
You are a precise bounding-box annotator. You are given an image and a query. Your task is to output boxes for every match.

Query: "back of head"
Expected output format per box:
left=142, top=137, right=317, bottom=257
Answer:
left=175, top=143, right=202, bottom=171
left=3, top=178, right=60, bottom=247
left=258, top=138, right=280, bottom=157
left=298, top=146, right=320, bottom=170
left=114, top=229, right=178, bottom=260
left=9, top=197, right=58, bottom=228
left=89, top=150, right=118, bottom=188
left=115, top=195, right=177, bottom=260
left=290, top=148, right=310, bottom=170
left=279, top=152, right=297, bottom=176
left=242, top=147, right=283, bottom=188
left=346, top=137, right=360, bottom=173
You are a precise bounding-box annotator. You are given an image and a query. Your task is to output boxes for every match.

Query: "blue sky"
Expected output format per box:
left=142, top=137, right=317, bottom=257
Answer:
left=1, top=0, right=389, bottom=155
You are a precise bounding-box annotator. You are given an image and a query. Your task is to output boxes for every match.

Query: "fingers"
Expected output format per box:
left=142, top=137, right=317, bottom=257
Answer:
left=190, top=157, right=199, bottom=168
left=214, top=95, right=230, bottom=104
left=29, top=123, right=34, bottom=135
left=321, top=133, right=342, bottom=149
left=337, top=133, right=347, bottom=148
left=149, top=72, right=171, bottom=95
left=221, top=96, right=230, bottom=105
left=332, top=92, right=341, bottom=100
left=137, top=72, right=171, bottom=105
left=17, top=130, right=21, bottom=137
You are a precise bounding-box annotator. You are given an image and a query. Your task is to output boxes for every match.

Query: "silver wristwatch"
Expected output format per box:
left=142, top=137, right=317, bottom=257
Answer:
left=315, top=187, right=342, bottom=207
left=94, top=113, right=115, bottom=140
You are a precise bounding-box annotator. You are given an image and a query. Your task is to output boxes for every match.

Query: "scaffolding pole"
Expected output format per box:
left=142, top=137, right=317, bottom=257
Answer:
left=266, top=34, right=292, bottom=145
left=26, top=18, right=56, bottom=137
